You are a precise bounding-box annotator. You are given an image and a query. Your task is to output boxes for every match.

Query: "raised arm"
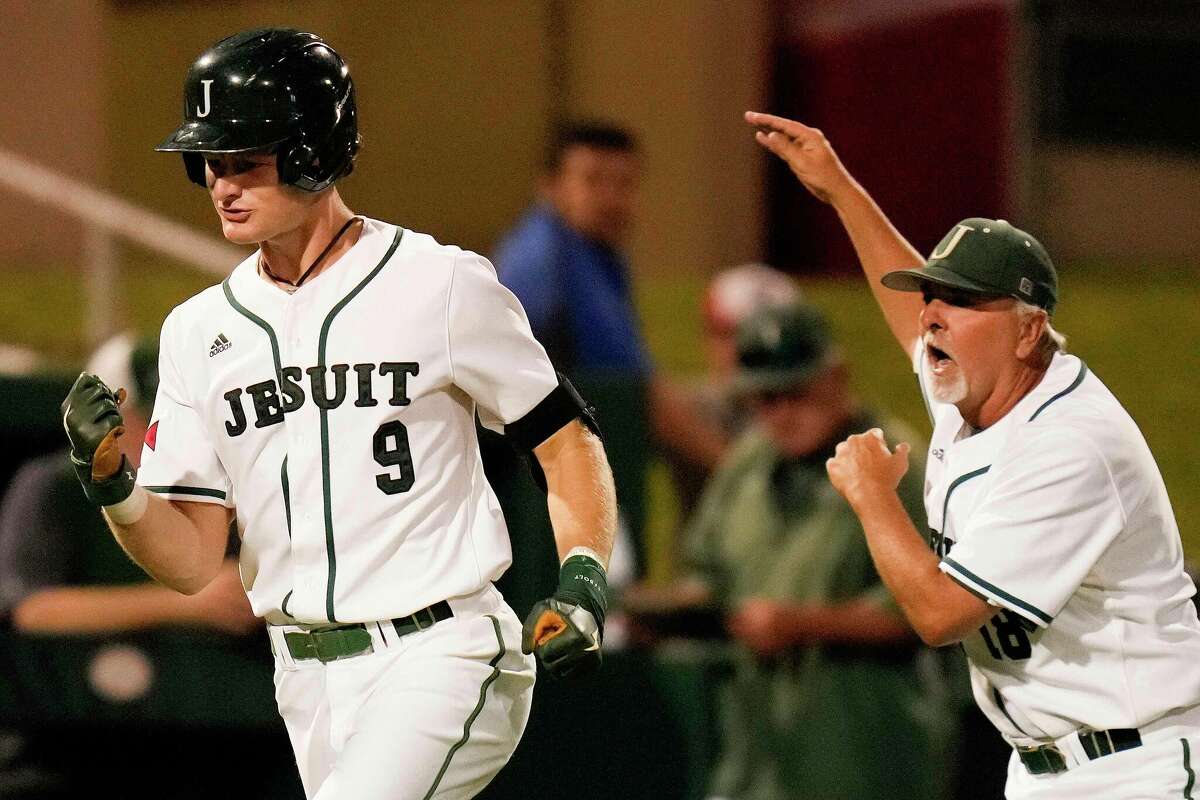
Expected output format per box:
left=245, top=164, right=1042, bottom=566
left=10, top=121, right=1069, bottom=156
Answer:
left=745, top=111, right=926, bottom=355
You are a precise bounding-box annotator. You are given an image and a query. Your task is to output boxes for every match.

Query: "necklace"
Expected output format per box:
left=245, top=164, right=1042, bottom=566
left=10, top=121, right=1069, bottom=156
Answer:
left=260, top=216, right=363, bottom=290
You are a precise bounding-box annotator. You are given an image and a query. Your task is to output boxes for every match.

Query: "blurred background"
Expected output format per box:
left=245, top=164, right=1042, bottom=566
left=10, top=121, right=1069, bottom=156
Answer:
left=2, top=1, right=1198, bottom=798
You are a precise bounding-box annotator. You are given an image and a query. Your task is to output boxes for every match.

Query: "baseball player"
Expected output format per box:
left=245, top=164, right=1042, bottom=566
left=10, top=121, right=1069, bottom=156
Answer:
left=747, top=111, right=1200, bottom=799
left=60, top=28, right=616, bottom=799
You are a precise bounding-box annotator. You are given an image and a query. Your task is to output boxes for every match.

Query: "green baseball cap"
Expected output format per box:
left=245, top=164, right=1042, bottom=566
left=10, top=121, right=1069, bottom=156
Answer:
left=732, top=303, right=835, bottom=396
left=881, top=218, right=1058, bottom=314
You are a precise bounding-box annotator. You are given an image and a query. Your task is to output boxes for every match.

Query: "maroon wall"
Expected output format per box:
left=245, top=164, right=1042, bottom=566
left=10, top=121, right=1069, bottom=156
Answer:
left=767, top=3, right=1015, bottom=275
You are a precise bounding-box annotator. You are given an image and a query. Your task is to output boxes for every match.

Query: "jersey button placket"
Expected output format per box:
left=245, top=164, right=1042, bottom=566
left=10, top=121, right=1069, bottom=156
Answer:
left=279, top=293, right=306, bottom=612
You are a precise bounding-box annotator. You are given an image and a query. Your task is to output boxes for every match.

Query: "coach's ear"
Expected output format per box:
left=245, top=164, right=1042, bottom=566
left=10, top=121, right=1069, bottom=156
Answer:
left=1014, top=307, right=1049, bottom=362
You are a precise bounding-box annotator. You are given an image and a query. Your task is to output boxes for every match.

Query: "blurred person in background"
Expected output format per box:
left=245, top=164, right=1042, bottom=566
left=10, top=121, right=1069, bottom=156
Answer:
left=493, top=120, right=727, bottom=474
left=669, top=263, right=802, bottom=514
left=0, top=333, right=255, bottom=636
left=624, top=302, right=946, bottom=800
left=699, top=263, right=801, bottom=436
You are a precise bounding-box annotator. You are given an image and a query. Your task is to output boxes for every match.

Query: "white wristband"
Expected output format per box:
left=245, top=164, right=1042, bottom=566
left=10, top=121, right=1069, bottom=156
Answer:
left=563, top=546, right=607, bottom=571
left=103, top=484, right=149, bottom=525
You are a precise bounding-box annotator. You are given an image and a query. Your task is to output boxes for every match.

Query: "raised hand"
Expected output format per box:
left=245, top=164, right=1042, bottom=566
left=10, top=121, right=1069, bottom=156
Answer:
left=745, top=111, right=855, bottom=205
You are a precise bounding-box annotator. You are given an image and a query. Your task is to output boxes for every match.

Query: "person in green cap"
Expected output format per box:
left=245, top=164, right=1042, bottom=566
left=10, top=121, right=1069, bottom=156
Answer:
left=626, top=301, right=948, bottom=800
left=747, top=111, right=1200, bottom=800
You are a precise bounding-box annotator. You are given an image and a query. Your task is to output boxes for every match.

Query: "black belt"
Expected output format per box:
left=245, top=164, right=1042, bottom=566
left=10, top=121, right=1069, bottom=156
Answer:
left=392, top=600, right=454, bottom=639
left=1017, top=728, right=1142, bottom=774
left=284, top=601, right=454, bottom=664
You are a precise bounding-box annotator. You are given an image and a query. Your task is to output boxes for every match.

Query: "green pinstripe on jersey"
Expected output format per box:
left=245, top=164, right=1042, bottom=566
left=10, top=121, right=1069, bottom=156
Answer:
left=222, top=278, right=284, bottom=389
left=932, top=361, right=1091, bottom=624
left=281, top=455, right=292, bottom=537
left=219, top=229, right=405, bottom=622
left=422, top=614, right=505, bottom=800
left=1184, top=738, right=1195, bottom=799
left=316, top=227, right=405, bottom=622
left=280, top=453, right=291, bottom=615
left=943, top=557, right=1053, bottom=625
left=145, top=485, right=227, bottom=499
left=941, top=465, right=991, bottom=532
left=1029, top=360, right=1088, bottom=422
left=933, top=464, right=991, bottom=557
left=225, top=275, right=290, bottom=617
left=990, top=686, right=1030, bottom=737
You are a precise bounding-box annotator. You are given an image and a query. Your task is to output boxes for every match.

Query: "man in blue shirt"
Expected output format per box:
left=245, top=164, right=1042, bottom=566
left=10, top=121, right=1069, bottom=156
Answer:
left=494, top=121, right=725, bottom=470
left=494, top=122, right=650, bottom=373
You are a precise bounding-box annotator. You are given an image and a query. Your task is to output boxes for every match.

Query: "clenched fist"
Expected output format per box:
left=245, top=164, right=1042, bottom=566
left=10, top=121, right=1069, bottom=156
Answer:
left=61, top=373, right=137, bottom=507
left=826, top=428, right=911, bottom=509
left=521, top=553, right=608, bottom=678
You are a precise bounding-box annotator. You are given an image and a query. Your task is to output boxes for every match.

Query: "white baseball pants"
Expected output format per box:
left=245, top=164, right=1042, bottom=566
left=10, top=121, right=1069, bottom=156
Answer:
left=270, top=585, right=536, bottom=799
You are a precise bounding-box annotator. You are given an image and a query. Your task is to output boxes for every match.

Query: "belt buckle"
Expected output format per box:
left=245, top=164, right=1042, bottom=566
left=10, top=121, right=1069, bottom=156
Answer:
left=310, top=625, right=373, bottom=663
left=311, top=629, right=344, bottom=662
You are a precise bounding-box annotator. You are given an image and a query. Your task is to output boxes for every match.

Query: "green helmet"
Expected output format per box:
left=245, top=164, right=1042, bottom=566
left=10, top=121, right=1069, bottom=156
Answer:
left=732, top=303, right=834, bottom=396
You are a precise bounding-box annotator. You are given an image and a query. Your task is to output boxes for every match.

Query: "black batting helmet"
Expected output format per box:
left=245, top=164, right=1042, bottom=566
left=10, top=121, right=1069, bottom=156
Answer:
left=156, top=28, right=360, bottom=192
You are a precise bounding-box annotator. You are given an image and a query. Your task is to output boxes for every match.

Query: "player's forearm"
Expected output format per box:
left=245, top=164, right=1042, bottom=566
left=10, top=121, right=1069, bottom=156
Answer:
left=538, top=424, right=617, bottom=565
left=827, top=181, right=926, bottom=351
left=787, top=599, right=916, bottom=646
left=10, top=584, right=193, bottom=635
left=847, top=491, right=971, bottom=646
left=104, top=493, right=227, bottom=595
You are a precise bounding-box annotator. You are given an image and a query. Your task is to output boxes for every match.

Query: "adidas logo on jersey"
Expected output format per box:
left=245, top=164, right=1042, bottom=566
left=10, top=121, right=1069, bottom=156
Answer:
left=209, top=333, right=232, bottom=357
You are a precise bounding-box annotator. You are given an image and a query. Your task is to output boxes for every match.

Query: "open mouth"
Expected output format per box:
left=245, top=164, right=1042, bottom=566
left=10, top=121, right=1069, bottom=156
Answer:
left=926, top=341, right=955, bottom=374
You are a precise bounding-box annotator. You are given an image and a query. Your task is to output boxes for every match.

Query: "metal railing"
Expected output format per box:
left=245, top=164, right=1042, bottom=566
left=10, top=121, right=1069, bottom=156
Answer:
left=0, top=147, right=243, bottom=347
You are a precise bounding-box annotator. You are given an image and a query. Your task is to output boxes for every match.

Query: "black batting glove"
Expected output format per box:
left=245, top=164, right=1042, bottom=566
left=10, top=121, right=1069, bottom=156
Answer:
left=61, top=373, right=137, bottom=507
left=522, top=553, right=609, bottom=678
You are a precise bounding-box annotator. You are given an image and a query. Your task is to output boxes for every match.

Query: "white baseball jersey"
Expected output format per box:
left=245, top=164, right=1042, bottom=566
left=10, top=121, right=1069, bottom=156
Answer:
left=914, top=345, right=1200, bottom=746
left=138, top=217, right=559, bottom=626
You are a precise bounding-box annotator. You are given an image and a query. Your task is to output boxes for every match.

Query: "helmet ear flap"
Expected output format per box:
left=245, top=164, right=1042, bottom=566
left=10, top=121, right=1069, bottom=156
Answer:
left=277, top=141, right=314, bottom=189
left=278, top=138, right=348, bottom=193
left=182, top=153, right=207, bottom=187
